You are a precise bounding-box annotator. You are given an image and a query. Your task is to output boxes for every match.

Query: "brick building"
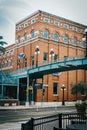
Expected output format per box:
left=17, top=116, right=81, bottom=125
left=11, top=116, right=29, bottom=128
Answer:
left=0, top=10, right=87, bottom=105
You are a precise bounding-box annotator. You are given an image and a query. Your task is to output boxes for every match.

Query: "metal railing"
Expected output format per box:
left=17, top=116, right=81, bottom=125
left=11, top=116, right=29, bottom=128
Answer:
left=10, top=54, right=86, bottom=77
left=21, top=112, right=87, bottom=130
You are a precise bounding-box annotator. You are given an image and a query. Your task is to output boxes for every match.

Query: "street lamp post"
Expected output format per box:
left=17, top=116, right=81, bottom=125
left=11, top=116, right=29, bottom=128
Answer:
left=35, top=45, right=40, bottom=67
left=49, top=48, right=55, bottom=62
left=82, top=28, right=87, bottom=58
left=61, top=84, right=66, bottom=105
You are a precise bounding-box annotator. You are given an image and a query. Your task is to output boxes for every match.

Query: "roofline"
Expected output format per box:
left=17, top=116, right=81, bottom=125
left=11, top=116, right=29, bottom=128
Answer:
left=16, top=10, right=41, bottom=25
left=16, top=10, right=87, bottom=28
left=41, top=10, right=87, bottom=28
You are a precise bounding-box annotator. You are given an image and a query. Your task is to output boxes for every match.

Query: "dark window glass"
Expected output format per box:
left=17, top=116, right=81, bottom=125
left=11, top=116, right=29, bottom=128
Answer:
left=43, top=30, right=49, bottom=39
left=63, top=36, right=69, bottom=44
left=53, top=33, right=59, bottom=41
left=43, top=52, right=48, bottom=61
left=54, top=54, right=58, bottom=61
left=31, top=56, right=34, bottom=66
left=72, top=37, right=77, bottom=46
left=31, top=30, right=35, bottom=38
left=53, top=83, right=58, bottom=95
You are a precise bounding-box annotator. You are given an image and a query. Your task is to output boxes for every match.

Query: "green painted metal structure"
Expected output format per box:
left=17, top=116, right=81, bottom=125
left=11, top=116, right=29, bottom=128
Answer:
left=0, top=54, right=87, bottom=104
left=10, top=54, right=87, bottom=79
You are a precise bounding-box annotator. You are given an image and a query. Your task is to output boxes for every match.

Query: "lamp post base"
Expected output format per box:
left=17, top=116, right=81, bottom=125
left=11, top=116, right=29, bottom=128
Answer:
left=62, top=100, right=65, bottom=105
left=25, top=102, right=29, bottom=107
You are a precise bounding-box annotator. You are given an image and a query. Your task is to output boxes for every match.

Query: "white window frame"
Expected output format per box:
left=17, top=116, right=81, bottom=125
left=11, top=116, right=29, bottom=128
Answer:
left=72, top=26, right=78, bottom=32
left=54, top=21, right=60, bottom=26
left=64, top=24, right=69, bottom=29
left=31, top=18, right=36, bottom=24
left=24, top=22, right=28, bottom=28
left=44, top=17, right=50, bottom=23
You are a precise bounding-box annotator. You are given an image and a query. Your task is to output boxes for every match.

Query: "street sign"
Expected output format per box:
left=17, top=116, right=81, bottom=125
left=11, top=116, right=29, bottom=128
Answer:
left=33, top=83, right=42, bottom=89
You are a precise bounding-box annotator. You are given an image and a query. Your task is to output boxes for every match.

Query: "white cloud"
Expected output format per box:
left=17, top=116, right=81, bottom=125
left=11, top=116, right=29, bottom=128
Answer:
left=0, top=0, right=87, bottom=45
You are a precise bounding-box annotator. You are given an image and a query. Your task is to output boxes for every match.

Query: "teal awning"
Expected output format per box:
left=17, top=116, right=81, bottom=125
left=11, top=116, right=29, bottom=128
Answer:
left=0, top=71, right=17, bottom=86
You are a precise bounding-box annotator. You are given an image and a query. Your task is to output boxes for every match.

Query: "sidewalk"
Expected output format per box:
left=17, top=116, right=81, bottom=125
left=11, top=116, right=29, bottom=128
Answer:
left=0, top=122, right=21, bottom=130
left=0, top=101, right=75, bottom=110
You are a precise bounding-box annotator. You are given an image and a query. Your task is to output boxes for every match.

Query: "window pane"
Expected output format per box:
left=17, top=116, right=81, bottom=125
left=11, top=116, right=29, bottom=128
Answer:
left=31, top=56, right=34, bottom=66
left=31, top=30, right=35, bottom=38
left=64, top=24, right=69, bottom=29
left=63, top=36, right=69, bottom=44
left=18, top=36, right=21, bottom=43
left=54, top=54, right=58, bottom=61
left=43, top=30, right=48, bottom=39
left=72, top=26, right=77, bottom=32
left=24, top=34, right=28, bottom=41
left=53, top=33, right=59, bottom=41
left=43, top=52, right=48, bottom=60
left=80, top=40, right=85, bottom=48
left=54, top=21, right=60, bottom=26
left=53, top=83, right=58, bottom=95
left=44, top=18, right=50, bottom=23
left=72, top=37, right=77, bottom=46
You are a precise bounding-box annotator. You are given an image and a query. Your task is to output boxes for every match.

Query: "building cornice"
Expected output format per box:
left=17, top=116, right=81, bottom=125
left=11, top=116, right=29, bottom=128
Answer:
left=16, top=10, right=87, bottom=28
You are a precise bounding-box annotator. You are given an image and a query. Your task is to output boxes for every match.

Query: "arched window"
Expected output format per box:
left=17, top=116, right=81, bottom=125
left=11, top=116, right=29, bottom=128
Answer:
left=80, top=40, right=85, bottom=48
left=18, top=36, right=21, bottom=43
left=63, top=35, right=69, bottom=44
left=53, top=33, right=59, bottom=41
left=43, top=30, right=49, bottom=39
left=72, top=37, right=77, bottom=46
left=24, top=33, right=28, bottom=41
left=31, top=30, right=35, bottom=38
left=6, top=60, right=8, bottom=67
left=10, top=59, right=13, bottom=66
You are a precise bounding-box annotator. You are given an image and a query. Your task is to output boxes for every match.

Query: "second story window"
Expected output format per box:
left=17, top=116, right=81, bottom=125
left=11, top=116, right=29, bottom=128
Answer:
left=24, top=33, right=28, bottom=41
left=6, top=60, right=8, bottom=67
left=80, top=40, right=85, bottom=48
left=72, top=37, right=77, bottom=46
left=43, top=52, right=48, bottom=61
left=31, top=30, right=35, bottom=38
left=54, top=54, right=58, bottom=61
left=53, top=33, right=59, bottom=41
left=31, top=56, right=34, bottom=66
left=18, top=36, right=22, bottom=43
left=10, top=59, right=13, bottom=66
left=43, top=30, right=49, bottom=39
left=63, top=35, right=69, bottom=44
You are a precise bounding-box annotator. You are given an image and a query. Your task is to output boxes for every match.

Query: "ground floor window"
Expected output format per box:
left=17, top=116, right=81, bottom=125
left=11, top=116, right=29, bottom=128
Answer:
left=53, top=82, right=58, bottom=95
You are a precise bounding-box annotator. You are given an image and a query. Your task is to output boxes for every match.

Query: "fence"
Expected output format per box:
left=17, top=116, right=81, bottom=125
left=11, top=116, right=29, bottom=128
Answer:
left=21, top=112, right=87, bottom=130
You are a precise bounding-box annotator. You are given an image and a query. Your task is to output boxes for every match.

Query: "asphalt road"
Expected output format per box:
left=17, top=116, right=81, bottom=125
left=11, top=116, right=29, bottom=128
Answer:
left=0, top=106, right=76, bottom=130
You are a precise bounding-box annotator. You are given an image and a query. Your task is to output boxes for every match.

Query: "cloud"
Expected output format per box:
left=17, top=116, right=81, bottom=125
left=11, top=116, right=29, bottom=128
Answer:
left=0, top=0, right=32, bottom=23
left=0, top=0, right=87, bottom=45
left=0, top=0, right=32, bottom=44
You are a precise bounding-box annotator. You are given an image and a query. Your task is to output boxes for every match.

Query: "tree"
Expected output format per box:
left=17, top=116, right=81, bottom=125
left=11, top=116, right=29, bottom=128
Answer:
left=71, top=81, right=87, bottom=114
left=71, top=81, right=87, bottom=100
left=0, top=36, right=7, bottom=53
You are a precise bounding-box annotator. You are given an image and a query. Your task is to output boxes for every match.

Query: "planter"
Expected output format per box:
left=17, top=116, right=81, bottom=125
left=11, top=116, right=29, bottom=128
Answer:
left=76, top=107, right=86, bottom=114
left=75, top=101, right=87, bottom=117
left=0, top=99, right=19, bottom=106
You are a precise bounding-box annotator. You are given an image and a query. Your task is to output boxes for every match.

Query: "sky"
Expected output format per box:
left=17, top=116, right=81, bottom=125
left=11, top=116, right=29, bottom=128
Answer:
left=0, top=0, right=87, bottom=45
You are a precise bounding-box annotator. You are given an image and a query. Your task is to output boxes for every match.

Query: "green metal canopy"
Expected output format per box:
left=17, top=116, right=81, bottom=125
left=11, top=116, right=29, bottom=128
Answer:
left=0, top=71, right=18, bottom=86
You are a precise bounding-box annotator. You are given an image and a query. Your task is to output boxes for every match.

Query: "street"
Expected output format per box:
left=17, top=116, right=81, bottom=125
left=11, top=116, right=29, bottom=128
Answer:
left=0, top=105, right=76, bottom=130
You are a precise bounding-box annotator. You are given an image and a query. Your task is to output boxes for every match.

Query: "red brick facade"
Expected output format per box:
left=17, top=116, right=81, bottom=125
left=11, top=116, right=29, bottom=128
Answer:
left=0, top=10, right=87, bottom=103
